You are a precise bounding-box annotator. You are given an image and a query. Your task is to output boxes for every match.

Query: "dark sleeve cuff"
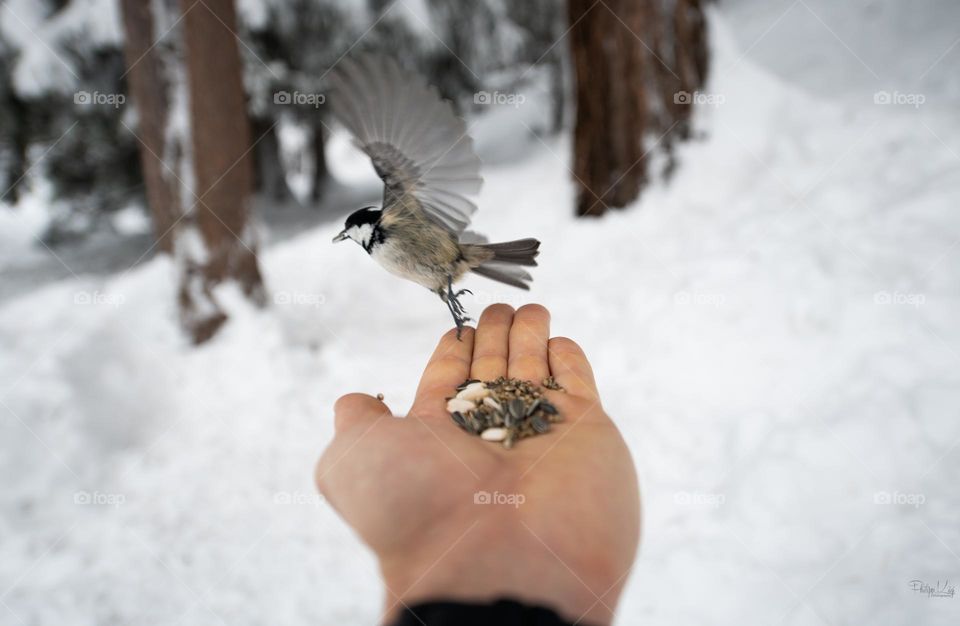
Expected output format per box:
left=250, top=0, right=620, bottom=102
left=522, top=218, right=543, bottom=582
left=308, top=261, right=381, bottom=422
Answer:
left=389, top=598, right=591, bottom=626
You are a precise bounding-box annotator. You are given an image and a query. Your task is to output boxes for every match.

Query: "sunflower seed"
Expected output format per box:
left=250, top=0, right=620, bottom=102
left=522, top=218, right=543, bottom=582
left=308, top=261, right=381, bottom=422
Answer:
left=446, top=398, right=476, bottom=414
left=456, top=382, right=489, bottom=402
left=480, top=427, right=507, bottom=442
left=448, top=376, right=565, bottom=448
left=531, top=416, right=550, bottom=434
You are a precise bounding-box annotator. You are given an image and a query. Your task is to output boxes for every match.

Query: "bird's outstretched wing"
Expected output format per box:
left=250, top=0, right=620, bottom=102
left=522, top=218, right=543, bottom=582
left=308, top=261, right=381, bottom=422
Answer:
left=328, top=54, right=482, bottom=234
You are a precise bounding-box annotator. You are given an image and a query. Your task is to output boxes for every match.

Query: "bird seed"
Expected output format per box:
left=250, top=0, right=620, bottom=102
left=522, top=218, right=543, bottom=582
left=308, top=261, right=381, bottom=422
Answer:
left=446, top=376, right=564, bottom=448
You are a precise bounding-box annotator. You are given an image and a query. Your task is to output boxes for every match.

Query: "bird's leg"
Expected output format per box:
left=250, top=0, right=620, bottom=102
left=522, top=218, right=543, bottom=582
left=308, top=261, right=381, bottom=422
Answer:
left=439, top=275, right=472, bottom=340
left=448, top=274, right=473, bottom=301
left=439, top=292, right=469, bottom=340
left=447, top=275, right=473, bottom=316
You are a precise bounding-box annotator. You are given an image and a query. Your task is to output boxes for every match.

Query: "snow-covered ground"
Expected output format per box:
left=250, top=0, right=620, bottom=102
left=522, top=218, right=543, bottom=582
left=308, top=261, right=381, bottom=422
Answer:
left=3, top=2, right=960, bottom=625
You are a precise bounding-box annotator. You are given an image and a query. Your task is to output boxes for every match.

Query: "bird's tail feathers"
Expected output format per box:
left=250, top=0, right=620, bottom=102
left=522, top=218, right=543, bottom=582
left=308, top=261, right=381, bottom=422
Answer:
left=470, top=263, right=532, bottom=290
left=463, top=238, right=540, bottom=289
left=478, top=238, right=540, bottom=266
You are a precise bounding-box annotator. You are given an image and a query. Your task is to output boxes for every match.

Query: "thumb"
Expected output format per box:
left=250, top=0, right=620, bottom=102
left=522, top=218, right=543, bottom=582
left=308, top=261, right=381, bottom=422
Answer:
left=334, top=392, right=392, bottom=433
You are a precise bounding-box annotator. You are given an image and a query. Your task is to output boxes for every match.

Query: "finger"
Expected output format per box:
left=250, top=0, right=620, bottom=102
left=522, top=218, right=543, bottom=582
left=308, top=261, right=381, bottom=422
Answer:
left=540, top=389, right=608, bottom=425
left=507, top=303, right=550, bottom=383
left=547, top=336, right=600, bottom=401
left=470, top=304, right=514, bottom=381
left=333, top=392, right=392, bottom=433
left=410, top=326, right=475, bottom=417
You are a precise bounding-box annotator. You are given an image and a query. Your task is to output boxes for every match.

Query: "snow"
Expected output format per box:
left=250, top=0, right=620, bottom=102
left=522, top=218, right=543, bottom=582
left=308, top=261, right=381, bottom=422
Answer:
left=383, top=0, right=437, bottom=41
left=236, top=0, right=273, bottom=31
left=0, top=189, right=51, bottom=267
left=723, top=0, right=960, bottom=106
left=3, top=4, right=960, bottom=626
left=110, top=204, right=152, bottom=237
left=0, top=0, right=122, bottom=97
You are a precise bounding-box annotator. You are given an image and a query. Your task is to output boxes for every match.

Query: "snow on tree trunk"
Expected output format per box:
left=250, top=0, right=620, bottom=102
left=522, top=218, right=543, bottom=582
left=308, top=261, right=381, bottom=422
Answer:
left=178, top=0, right=265, bottom=344
left=568, top=0, right=710, bottom=217
left=672, top=0, right=709, bottom=140
left=124, top=0, right=267, bottom=344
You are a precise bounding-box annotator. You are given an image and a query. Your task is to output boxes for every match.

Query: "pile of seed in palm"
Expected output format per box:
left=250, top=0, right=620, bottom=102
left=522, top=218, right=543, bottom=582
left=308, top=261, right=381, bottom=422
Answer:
left=446, top=376, right=564, bottom=449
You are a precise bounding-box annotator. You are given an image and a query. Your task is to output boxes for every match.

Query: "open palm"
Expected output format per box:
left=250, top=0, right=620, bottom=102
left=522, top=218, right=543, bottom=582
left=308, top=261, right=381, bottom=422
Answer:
left=316, top=304, right=640, bottom=625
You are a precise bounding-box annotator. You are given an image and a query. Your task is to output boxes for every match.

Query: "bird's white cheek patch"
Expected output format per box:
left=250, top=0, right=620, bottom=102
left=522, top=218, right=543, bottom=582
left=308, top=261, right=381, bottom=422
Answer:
left=342, top=223, right=372, bottom=246
left=352, top=223, right=374, bottom=246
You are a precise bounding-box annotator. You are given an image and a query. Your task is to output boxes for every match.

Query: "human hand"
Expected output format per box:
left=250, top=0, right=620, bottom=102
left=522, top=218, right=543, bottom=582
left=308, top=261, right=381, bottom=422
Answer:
left=315, top=304, right=640, bottom=625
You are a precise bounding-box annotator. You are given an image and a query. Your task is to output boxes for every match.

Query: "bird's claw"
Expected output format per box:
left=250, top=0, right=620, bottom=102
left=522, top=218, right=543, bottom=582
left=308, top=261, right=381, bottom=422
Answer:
left=443, top=277, right=472, bottom=341
left=454, top=317, right=473, bottom=340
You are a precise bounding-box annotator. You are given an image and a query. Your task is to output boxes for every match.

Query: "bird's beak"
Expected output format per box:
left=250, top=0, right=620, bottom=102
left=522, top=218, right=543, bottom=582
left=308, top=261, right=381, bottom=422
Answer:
left=332, top=230, right=348, bottom=243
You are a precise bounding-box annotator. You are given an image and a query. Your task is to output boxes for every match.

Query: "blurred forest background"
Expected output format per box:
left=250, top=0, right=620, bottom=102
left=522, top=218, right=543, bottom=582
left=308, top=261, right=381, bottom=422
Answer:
left=0, top=0, right=707, bottom=343
left=2, top=2, right=959, bottom=625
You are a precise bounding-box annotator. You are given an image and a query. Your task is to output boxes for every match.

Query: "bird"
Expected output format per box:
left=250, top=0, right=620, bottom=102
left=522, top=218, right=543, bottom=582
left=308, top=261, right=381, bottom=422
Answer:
left=328, top=53, right=540, bottom=339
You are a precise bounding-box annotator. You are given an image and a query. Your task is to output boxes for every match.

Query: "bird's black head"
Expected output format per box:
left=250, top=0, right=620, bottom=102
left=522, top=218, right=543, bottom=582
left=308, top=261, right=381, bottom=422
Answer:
left=332, top=206, right=382, bottom=249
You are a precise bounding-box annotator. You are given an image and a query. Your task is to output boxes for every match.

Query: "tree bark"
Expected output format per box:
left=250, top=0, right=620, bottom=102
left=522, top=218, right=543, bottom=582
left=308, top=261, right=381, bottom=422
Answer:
left=119, top=0, right=180, bottom=253
left=568, top=0, right=646, bottom=217
left=568, top=0, right=710, bottom=216
left=180, top=0, right=265, bottom=343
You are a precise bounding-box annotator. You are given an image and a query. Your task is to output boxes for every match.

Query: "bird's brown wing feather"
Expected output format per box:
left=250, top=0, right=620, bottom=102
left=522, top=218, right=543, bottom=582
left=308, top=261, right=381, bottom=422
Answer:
left=328, top=54, right=482, bottom=235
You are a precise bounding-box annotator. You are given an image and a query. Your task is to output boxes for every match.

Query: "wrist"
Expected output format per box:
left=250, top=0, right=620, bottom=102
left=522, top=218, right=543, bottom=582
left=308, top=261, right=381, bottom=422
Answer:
left=379, top=509, right=624, bottom=625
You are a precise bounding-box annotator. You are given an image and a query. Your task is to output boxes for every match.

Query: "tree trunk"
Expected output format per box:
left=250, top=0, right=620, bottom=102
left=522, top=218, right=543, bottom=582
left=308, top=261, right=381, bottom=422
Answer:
left=180, top=0, right=265, bottom=343
left=251, top=115, right=294, bottom=203
left=568, top=0, right=710, bottom=216
left=310, top=121, right=328, bottom=202
left=672, top=0, right=709, bottom=139
left=568, top=0, right=646, bottom=216
left=548, top=49, right=566, bottom=134
left=2, top=90, right=28, bottom=204
left=119, top=0, right=180, bottom=253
